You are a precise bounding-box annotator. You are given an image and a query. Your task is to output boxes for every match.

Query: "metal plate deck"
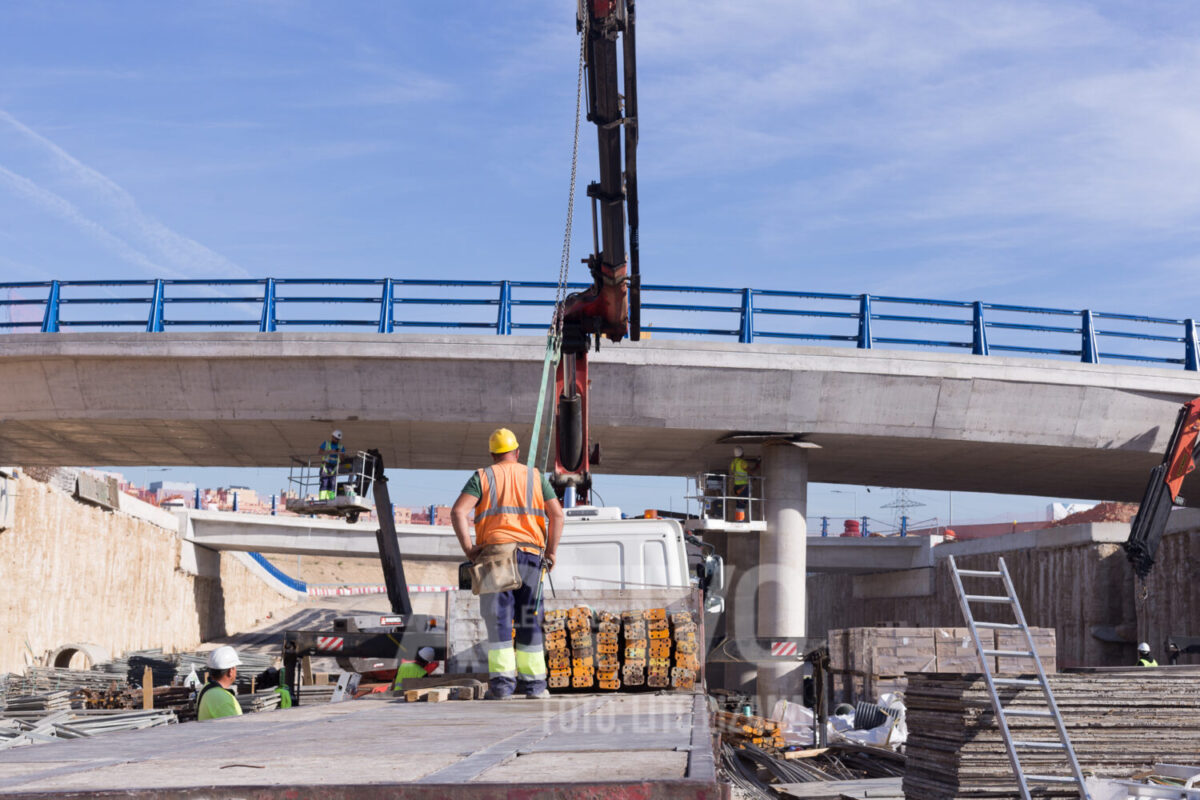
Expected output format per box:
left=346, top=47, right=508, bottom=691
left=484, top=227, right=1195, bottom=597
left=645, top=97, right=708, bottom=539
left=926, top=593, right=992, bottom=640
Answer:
left=0, top=692, right=720, bottom=799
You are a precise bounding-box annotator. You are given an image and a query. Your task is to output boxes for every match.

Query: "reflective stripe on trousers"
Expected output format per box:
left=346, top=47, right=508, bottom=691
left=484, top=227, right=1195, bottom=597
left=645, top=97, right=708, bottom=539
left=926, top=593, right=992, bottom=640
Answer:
left=478, top=550, right=546, bottom=696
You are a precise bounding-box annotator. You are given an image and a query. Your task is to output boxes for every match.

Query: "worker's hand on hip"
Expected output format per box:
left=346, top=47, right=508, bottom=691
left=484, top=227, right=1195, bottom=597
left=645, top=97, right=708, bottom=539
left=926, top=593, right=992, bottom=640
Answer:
left=544, top=551, right=555, bottom=571
left=466, top=544, right=483, bottom=562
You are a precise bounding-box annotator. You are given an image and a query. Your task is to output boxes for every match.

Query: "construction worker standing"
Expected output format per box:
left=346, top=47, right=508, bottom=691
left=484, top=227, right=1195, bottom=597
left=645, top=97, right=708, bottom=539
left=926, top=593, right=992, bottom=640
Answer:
left=197, top=646, right=244, bottom=721
left=451, top=428, right=564, bottom=700
left=392, top=646, right=439, bottom=692
left=1137, top=642, right=1158, bottom=667
left=318, top=429, right=345, bottom=500
left=729, top=446, right=759, bottom=521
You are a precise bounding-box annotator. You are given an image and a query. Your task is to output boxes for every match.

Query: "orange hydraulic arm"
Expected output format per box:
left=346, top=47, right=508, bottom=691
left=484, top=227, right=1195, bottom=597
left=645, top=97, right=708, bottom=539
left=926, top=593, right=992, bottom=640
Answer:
left=1124, top=396, right=1200, bottom=578
left=551, top=0, right=639, bottom=502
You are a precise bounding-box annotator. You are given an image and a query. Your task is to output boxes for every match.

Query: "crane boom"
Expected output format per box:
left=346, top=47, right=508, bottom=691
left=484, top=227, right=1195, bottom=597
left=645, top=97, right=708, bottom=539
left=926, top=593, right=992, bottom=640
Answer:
left=551, top=0, right=639, bottom=502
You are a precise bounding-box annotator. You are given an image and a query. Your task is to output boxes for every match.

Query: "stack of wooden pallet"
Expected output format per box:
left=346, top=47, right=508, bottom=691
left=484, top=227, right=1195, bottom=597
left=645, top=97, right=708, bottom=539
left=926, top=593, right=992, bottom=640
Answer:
left=543, top=606, right=700, bottom=692
left=903, top=671, right=1200, bottom=799
left=713, top=710, right=785, bottom=751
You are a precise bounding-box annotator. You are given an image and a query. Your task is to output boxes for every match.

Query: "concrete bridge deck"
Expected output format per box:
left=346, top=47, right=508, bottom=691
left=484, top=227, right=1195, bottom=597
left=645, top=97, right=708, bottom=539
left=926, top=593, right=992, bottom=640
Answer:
left=182, top=508, right=941, bottom=574
left=3, top=332, right=1199, bottom=500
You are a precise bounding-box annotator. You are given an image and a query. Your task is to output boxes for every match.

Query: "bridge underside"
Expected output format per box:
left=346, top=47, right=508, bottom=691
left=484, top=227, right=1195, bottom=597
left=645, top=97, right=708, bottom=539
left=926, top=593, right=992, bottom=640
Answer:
left=3, top=332, right=1200, bottom=502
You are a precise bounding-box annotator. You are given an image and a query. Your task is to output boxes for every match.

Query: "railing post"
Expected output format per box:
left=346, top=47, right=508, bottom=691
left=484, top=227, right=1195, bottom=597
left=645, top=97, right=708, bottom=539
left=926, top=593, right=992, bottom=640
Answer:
left=857, top=294, right=872, bottom=349
left=232, top=491, right=239, bottom=512
left=900, top=515, right=908, bottom=537
left=194, top=487, right=201, bottom=510
left=739, top=288, right=754, bottom=343
left=820, top=516, right=828, bottom=537
left=496, top=280, right=512, bottom=335
left=971, top=301, right=989, bottom=356
left=1186, top=319, right=1199, bottom=372
left=1080, top=309, right=1098, bottom=364
left=377, top=278, right=394, bottom=334
left=860, top=516, right=869, bottom=537
left=259, top=278, right=277, bottom=333
left=271, top=495, right=277, bottom=516
left=40, top=281, right=60, bottom=333
left=146, top=279, right=165, bottom=333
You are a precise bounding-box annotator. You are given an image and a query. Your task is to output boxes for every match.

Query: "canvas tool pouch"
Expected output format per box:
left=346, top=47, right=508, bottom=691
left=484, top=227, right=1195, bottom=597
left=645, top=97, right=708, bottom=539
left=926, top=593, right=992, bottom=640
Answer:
left=469, top=542, right=522, bottom=595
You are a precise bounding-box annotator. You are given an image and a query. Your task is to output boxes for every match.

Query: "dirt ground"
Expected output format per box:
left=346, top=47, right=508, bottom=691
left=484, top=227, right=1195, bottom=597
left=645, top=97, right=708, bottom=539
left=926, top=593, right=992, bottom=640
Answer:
left=261, top=555, right=458, bottom=587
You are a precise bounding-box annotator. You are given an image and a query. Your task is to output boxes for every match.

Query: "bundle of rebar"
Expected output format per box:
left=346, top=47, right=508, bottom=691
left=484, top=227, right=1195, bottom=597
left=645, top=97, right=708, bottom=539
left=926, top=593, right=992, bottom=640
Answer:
left=903, top=671, right=1200, bottom=799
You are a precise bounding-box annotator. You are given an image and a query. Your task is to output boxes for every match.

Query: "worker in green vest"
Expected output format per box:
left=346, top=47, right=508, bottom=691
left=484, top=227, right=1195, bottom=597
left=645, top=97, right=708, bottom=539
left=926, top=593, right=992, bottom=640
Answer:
left=257, top=667, right=293, bottom=709
left=392, top=646, right=439, bottom=691
left=1137, top=642, right=1158, bottom=667
left=197, top=646, right=244, bottom=721
left=729, top=446, right=759, bottom=522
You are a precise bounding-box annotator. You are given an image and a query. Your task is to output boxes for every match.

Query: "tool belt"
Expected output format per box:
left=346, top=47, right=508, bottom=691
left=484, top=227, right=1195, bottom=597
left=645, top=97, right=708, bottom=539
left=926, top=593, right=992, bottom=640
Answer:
left=469, top=543, right=524, bottom=595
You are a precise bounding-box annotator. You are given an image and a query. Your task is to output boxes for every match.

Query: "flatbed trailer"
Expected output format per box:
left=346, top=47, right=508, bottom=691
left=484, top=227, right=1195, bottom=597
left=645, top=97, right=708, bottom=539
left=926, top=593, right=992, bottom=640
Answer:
left=0, top=692, right=720, bottom=799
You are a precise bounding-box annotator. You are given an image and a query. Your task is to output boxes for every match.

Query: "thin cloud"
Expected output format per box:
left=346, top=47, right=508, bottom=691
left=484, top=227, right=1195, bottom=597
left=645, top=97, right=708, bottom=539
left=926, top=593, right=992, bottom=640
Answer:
left=0, top=109, right=249, bottom=278
left=0, top=164, right=168, bottom=276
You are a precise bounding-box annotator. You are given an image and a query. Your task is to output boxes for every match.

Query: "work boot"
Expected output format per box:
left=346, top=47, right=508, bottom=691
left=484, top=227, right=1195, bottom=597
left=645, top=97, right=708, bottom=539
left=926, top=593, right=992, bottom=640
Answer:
left=525, top=689, right=551, bottom=700
left=484, top=689, right=513, bottom=701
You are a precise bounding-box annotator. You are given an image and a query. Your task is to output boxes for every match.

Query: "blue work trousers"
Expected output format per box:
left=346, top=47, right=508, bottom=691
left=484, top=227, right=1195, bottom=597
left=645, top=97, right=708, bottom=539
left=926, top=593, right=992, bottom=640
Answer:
left=479, top=550, right=547, bottom=697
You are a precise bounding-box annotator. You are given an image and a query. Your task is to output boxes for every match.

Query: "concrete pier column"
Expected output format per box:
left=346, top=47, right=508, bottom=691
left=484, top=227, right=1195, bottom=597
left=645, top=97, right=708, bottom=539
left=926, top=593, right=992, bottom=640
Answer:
left=756, top=442, right=808, bottom=713
left=723, top=531, right=759, bottom=695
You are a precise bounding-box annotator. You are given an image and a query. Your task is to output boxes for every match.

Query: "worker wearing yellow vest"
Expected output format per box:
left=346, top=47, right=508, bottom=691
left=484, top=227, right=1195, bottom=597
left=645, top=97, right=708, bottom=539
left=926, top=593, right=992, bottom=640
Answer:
left=729, top=445, right=759, bottom=521
left=391, top=646, right=439, bottom=691
left=1137, top=642, right=1158, bottom=667
left=451, top=428, right=565, bottom=700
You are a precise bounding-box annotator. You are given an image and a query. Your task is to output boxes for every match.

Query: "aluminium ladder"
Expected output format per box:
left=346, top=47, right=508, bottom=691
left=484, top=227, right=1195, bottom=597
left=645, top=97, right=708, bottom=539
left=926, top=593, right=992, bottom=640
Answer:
left=947, top=555, right=1092, bottom=800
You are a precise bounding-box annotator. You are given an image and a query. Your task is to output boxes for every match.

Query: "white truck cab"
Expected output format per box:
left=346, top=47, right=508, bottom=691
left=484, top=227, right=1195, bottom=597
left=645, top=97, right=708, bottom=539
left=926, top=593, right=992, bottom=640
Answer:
left=555, top=507, right=724, bottom=606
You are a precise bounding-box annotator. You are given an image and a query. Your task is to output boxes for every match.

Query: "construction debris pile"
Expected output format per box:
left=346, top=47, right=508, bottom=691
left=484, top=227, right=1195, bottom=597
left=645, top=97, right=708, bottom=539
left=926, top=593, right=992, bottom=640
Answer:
left=0, top=646, right=290, bottom=749
left=829, top=626, right=1055, bottom=706
left=0, top=709, right=176, bottom=751
left=543, top=606, right=699, bottom=691
left=903, top=671, right=1200, bottom=799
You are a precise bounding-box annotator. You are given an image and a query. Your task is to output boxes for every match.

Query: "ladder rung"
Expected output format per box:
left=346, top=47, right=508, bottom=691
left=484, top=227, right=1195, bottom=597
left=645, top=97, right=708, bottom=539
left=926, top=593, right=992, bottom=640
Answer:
left=1025, top=775, right=1077, bottom=784
left=1002, top=709, right=1053, bottom=718
left=983, top=649, right=1035, bottom=658
left=956, top=569, right=1002, bottom=578
left=964, top=594, right=1012, bottom=604
left=994, top=677, right=1041, bottom=686
left=1012, top=740, right=1065, bottom=750
left=975, top=622, right=1022, bottom=630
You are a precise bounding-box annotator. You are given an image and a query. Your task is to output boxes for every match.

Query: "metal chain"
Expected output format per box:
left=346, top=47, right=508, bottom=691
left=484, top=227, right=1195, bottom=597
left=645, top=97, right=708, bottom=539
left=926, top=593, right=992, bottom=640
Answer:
left=530, top=13, right=588, bottom=473
left=551, top=10, right=587, bottom=341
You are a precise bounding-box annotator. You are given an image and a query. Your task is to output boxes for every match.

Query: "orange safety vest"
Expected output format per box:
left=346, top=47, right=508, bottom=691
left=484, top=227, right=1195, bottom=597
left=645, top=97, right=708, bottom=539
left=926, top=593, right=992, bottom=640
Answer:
left=474, top=461, right=548, bottom=551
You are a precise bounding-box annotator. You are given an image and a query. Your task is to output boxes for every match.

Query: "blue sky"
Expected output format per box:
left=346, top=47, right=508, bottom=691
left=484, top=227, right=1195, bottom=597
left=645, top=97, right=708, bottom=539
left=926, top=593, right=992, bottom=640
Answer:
left=3, top=1, right=1194, bottom=524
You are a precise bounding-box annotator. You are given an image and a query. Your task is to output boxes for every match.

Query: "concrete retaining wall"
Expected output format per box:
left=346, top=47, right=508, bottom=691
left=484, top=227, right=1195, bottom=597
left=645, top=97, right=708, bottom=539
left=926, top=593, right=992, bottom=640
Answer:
left=0, top=474, right=296, bottom=674
left=808, top=518, right=1200, bottom=668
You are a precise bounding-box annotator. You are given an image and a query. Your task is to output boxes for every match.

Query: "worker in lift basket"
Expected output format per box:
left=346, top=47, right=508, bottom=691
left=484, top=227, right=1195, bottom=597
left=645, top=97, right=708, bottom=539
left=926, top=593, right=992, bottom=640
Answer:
left=392, top=646, right=440, bottom=691
left=450, top=428, right=565, bottom=700
left=318, top=429, right=345, bottom=500
left=729, top=446, right=759, bottom=522
left=1136, top=642, right=1158, bottom=667
left=197, top=646, right=244, bottom=721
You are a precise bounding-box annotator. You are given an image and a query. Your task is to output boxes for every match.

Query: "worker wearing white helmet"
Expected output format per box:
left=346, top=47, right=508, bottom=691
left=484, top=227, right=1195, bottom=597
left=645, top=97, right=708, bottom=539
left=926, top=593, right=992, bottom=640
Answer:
left=1137, top=642, right=1158, bottom=667
left=729, top=445, right=760, bottom=522
left=318, top=429, right=346, bottom=500
left=391, top=646, right=440, bottom=692
left=197, top=646, right=243, bottom=721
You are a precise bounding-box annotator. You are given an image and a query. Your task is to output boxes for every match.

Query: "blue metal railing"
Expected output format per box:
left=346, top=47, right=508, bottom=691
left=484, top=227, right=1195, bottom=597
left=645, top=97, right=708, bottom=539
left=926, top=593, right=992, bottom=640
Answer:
left=1, top=277, right=1198, bottom=371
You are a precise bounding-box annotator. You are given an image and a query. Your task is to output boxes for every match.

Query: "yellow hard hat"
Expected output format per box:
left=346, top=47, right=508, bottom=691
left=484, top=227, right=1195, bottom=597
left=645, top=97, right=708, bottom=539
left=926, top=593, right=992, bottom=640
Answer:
left=488, top=428, right=520, bottom=454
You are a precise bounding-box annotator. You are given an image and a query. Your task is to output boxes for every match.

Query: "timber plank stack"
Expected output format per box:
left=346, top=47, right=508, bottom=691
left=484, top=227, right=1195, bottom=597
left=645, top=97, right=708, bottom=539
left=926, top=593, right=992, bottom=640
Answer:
left=542, top=606, right=700, bottom=693
left=903, top=671, right=1200, bottom=800
left=829, top=627, right=1056, bottom=705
